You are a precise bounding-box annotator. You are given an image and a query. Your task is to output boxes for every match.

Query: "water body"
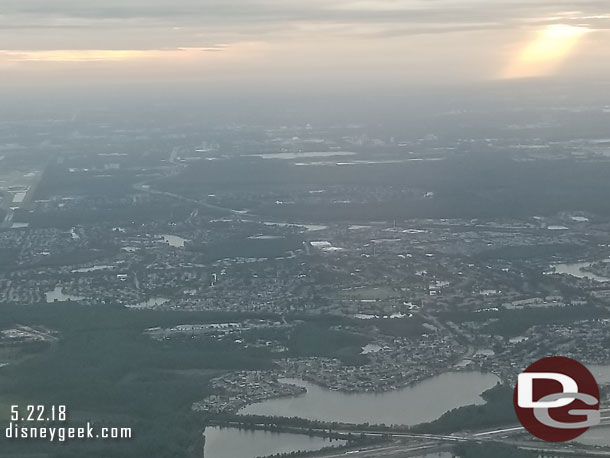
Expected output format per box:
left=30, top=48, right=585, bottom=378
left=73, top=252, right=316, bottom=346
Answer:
left=294, top=158, right=445, bottom=167
left=263, top=222, right=328, bottom=232
left=248, top=235, right=284, bottom=240
left=576, top=425, right=610, bottom=447
left=11, top=192, right=27, bottom=203
left=203, top=426, right=345, bottom=458
left=240, top=372, right=500, bottom=426
left=551, top=261, right=610, bottom=282
left=547, top=225, right=569, bottom=231
left=250, top=151, right=355, bottom=160
left=586, top=364, right=610, bottom=385
left=354, top=313, right=412, bottom=319
left=349, top=225, right=372, bottom=230
left=45, top=286, right=85, bottom=303
left=161, top=234, right=190, bottom=248
left=71, top=265, right=115, bottom=273
left=361, top=344, right=383, bottom=354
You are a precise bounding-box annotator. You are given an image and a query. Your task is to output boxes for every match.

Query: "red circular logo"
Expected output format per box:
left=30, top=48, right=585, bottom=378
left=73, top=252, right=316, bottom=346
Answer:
left=513, top=356, right=600, bottom=442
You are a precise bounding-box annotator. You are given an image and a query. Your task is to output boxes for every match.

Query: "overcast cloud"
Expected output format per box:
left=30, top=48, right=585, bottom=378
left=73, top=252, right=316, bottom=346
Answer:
left=2, top=0, right=609, bottom=87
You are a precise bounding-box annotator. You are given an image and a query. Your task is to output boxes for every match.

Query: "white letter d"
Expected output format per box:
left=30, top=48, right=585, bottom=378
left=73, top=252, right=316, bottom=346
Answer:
left=518, top=372, right=578, bottom=408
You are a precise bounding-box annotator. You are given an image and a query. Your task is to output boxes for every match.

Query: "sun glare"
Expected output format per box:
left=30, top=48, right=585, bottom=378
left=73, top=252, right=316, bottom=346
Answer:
left=502, top=24, right=590, bottom=79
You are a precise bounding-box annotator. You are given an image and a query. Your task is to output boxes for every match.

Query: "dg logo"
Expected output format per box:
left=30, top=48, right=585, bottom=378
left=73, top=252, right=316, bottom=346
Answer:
left=514, top=356, right=600, bottom=442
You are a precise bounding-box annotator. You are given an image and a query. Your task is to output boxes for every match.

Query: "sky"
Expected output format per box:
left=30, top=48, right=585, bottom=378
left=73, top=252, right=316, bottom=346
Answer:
left=1, top=0, right=610, bottom=88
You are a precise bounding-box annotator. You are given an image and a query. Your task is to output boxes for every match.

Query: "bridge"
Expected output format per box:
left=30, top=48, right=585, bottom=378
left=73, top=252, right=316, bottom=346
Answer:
left=214, top=409, right=610, bottom=458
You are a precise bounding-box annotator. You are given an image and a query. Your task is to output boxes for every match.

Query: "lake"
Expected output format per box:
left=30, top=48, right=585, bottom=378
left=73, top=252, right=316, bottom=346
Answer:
left=203, top=426, right=345, bottom=458
left=161, top=234, right=190, bottom=248
left=551, top=261, right=610, bottom=282
left=45, top=286, right=85, bottom=303
left=240, top=371, right=500, bottom=426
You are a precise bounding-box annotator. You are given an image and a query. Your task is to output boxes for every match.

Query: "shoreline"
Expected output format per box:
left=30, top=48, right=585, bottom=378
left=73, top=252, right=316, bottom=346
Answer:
left=194, top=367, right=503, bottom=416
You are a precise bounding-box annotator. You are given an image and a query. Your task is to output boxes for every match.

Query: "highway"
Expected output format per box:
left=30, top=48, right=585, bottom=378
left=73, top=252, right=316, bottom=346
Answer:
left=306, top=414, right=610, bottom=457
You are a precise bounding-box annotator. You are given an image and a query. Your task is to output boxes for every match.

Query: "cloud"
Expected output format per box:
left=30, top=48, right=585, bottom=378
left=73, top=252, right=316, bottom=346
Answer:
left=1, top=0, right=609, bottom=85
left=0, top=47, right=227, bottom=63
left=0, top=0, right=607, bottom=43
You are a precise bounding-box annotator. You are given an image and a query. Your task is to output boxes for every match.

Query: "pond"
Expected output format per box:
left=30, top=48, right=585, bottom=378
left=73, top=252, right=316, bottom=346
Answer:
left=203, top=426, right=345, bottom=458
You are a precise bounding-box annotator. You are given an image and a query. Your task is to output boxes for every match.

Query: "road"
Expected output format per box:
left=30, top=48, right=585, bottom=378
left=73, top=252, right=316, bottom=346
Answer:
left=133, top=180, right=248, bottom=216
left=249, top=416, right=610, bottom=458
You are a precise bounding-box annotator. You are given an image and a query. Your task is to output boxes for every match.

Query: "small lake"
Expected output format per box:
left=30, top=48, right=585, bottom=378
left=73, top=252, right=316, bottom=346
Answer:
left=45, top=286, right=85, bottom=303
left=240, top=372, right=500, bottom=426
left=161, top=234, right=190, bottom=248
left=11, top=191, right=27, bottom=203
left=71, top=265, right=115, bottom=273
left=361, top=344, right=383, bottom=354
left=551, top=261, right=610, bottom=282
left=203, top=426, right=345, bottom=458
